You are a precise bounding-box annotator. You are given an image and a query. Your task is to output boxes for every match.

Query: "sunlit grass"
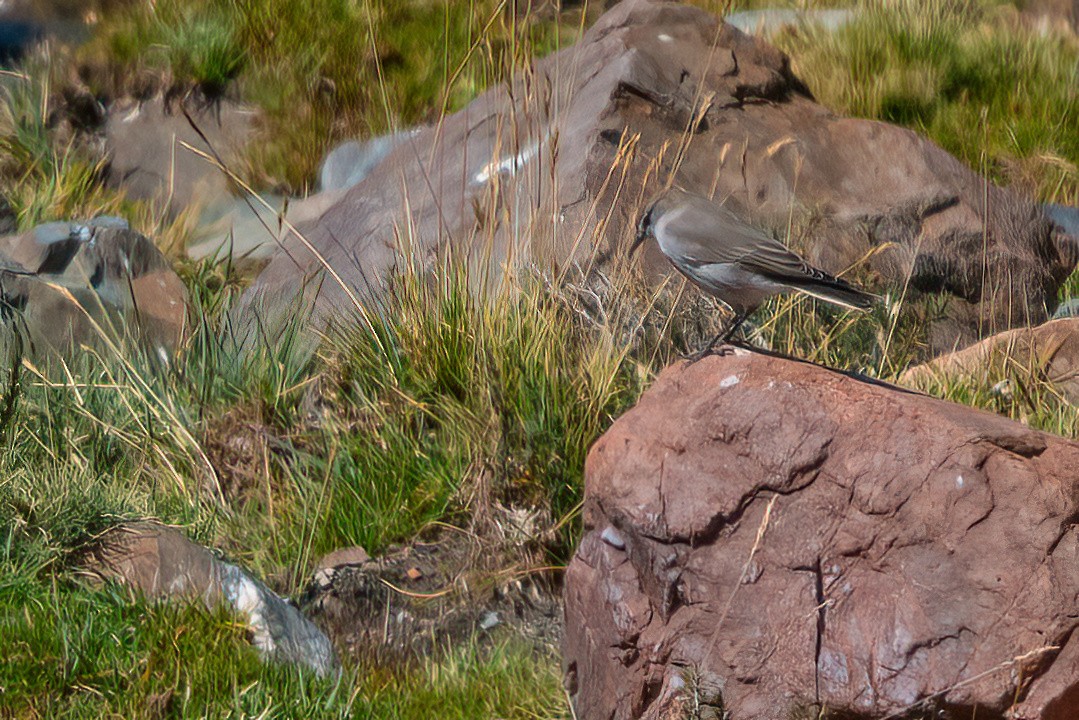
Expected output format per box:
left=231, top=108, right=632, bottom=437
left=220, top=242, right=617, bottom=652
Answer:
left=2, top=0, right=1078, bottom=716
left=76, top=0, right=574, bottom=193
left=0, top=577, right=566, bottom=719
left=775, top=0, right=1079, bottom=204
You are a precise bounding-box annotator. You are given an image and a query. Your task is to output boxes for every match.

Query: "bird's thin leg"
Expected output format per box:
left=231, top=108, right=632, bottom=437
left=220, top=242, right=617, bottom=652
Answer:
left=718, top=311, right=747, bottom=344
left=686, top=311, right=746, bottom=363
left=686, top=330, right=725, bottom=363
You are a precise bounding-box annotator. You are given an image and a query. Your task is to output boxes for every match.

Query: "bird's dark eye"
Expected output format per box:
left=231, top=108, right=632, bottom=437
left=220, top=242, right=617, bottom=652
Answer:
left=638, top=208, right=652, bottom=234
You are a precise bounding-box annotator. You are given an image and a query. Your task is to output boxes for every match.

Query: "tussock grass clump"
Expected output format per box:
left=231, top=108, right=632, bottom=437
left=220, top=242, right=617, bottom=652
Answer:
left=0, top=66, right=197, bottom=249
left=312, top=261, right=665, bottom=559
left=162, top=11, right=246, bottom=98
left=3, top=0, right=1078, bottom=715
left=775, top=0, right=1079, bottom=204
left=0, top=68, right=123, bottom=229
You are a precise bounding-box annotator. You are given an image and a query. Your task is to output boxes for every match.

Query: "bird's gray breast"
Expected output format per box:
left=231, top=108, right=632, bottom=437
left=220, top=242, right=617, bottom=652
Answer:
left=653, top=202, right=789, bottom=312
left=679, top=262, right=788, bottom=313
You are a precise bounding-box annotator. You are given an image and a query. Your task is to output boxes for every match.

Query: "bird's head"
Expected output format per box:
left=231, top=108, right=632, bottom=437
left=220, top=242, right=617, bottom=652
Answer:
left=630, top=202, right=658, bottom=257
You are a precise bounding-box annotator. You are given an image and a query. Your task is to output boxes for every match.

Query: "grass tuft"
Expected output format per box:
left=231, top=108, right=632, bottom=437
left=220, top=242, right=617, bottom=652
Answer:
left=775, top=0, right=1079, bottom=204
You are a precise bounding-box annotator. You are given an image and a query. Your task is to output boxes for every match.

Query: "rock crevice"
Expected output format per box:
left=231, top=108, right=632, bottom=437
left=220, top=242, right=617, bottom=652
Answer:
left=564, top=351, right=1079, bottom=720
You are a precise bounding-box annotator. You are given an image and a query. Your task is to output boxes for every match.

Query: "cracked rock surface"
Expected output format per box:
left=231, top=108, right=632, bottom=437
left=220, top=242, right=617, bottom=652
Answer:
left=238, top=0, right=1073, bottom=353
left=563, top=351, right=1079, bottom=720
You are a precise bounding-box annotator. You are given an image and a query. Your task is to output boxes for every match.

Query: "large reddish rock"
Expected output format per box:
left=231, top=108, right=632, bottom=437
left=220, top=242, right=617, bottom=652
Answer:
left=901, top=318, right=1079, bottom=404
left=238, top=0, right=1073, bottom=352
left=563, top=350, right=1079, bottom=719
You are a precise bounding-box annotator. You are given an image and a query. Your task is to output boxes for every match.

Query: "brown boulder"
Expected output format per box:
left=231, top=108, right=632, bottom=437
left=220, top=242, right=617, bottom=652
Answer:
left=0, top=218, right=187, bottom=358
left=1019, top=0, right=1079, bottom=33
left=105, top=96, right=254, bottom=217
left=563, top=350, right=1079, bottom=719
left=901, top=318, right=1079, bottom=404
left=82, top=522, right=337, bottom=676
left=239, top=0, right=1071, bottom=353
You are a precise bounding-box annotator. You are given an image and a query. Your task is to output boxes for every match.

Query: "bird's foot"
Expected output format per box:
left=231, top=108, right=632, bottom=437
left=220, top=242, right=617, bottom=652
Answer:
left=682, top=343, right=739, bottom=364
left=682, top=343, right=740, bottom=364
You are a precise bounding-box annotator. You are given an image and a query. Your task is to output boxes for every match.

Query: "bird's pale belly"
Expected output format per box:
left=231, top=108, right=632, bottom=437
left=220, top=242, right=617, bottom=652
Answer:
left=679, top=262, right=788, bottom=313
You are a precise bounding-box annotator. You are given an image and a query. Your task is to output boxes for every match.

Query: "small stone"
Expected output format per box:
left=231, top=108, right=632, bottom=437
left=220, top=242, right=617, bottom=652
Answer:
left=600, top=526, right=625, bottom=550
left=406, top=567, right=423, bottom=581
left=315, top=545, right=370, bottom=571
left=991, top=379, right=1013, bottom=400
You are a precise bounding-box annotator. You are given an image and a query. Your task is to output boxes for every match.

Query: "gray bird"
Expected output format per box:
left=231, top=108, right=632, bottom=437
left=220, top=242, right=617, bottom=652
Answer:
left=631, top=187, right=876, bottom=358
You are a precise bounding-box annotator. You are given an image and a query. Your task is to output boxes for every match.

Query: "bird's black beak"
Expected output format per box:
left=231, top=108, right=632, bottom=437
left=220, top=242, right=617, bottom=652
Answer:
left=629, top=229, right=647, bottom=257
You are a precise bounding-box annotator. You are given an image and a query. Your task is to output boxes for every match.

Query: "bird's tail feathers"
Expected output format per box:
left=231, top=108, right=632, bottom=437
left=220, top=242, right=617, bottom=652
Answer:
left=795, top=278, right=878, bottom=311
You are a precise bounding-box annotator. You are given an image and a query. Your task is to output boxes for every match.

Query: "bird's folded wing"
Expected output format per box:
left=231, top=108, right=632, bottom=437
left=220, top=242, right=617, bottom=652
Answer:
left=662, top=200, right=819, bottom=282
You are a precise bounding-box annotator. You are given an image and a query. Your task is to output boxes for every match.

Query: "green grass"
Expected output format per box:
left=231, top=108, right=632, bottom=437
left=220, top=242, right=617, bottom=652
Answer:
left=0, top=69, right=123, bottom=230
left=0, top=581, right=564, bottom=718
left=0, top=257, right=596, bottom=716
left=4, top=243, right=1069, bottom=715
left=76, top=0, right=574, bottom=193
left=162, top=11, right=246, bottom=97
left=0, top=65, right=197, bottom=252
left=775, top=0, right=1079, bottom=204
left=3, top=0, right=1079, bottom=716
left=0, top=234, right=674, bottom=715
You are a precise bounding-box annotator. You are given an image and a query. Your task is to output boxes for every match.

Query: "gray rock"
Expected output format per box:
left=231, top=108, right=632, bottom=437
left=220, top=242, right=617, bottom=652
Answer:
left=725, top=7, right=856, bottom=35
left=85, top=215, right=131, bottom=231
left=318, top=131, right=418, bottom=192
left=1054, top=298, right=1079, bottom=319
left=315, top=545, right=370, bottom=571
left=187, top=190, right=345, bottom=273
left=217, top=563, right=337, bottom=676
left=1044, top=203, right=1079, bottom=239
left=238, top=0, right=1072, bottom=356
left=0, top=0, right=89, bottom=64
left=186, top=130, right=415, bottom=270
left=105, top=96, right=255, bottom=218
left=0, top=218, right=187, bottom=359
left=82, top=522, right=337, bottom=677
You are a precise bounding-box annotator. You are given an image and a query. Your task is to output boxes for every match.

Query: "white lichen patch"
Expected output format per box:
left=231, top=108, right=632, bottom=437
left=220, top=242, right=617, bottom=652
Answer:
left=221, top=565, right=277, bottom=654
left=472, top=130, right=550, bottom=185
left=601, top=525, right=626, bottom=550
